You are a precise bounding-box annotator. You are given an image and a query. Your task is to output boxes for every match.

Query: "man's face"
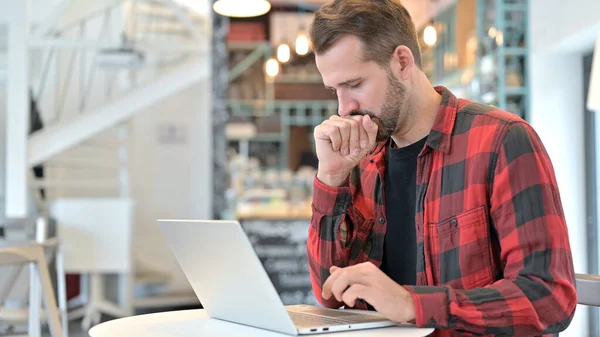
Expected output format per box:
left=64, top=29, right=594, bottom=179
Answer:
left=315, top=35, right=408, bottom=142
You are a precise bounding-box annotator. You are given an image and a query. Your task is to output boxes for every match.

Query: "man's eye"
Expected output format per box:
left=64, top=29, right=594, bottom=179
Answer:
left=350, top=82, right=361, bottom=89
left=330, top=89, right=337, bottom=96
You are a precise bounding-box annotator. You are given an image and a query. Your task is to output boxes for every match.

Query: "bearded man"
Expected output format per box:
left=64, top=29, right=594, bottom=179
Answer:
left=307, top=1, right=577, bottom=336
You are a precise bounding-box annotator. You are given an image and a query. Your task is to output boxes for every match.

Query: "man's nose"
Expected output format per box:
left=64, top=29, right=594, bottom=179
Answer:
left=337, top=95, right=358, bottom=117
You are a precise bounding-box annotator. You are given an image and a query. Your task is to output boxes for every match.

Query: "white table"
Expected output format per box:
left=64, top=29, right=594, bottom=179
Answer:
left=89, top=309, right=435, bottom=337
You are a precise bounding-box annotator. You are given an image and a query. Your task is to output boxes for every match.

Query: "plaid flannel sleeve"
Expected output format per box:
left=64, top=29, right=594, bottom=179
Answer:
left=404, top=122, right=578, bottom=335
left=307, top=174, right=365, bottom=309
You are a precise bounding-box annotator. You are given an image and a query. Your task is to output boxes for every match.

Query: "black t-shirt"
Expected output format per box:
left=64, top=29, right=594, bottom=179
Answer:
left=379, top=136, right=428, bottom=286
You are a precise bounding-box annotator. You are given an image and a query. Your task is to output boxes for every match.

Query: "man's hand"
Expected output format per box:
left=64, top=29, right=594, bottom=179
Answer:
left=314, top=115, right=378, bottom=187
left=322, top=262, right=416, bottom=323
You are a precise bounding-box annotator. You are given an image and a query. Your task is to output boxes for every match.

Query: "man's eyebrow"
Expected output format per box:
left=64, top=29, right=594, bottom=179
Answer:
left=324, top=77, right=362, bottom=90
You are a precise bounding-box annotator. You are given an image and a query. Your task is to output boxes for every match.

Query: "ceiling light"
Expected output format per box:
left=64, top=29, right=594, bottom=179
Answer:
left=265, top=58, right=280, bottom=77
left=213, top=0, right=271, bottom=18
left=423, top=24, right=437, bottom=46
left=295, top=33, right=310, bottom=56
left=277, top=43, right=291, bottom=63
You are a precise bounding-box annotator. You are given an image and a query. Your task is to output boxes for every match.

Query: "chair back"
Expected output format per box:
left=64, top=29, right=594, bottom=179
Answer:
left=0, top=250, right=32, bottom=265
left=575, top=273, right=600, bottom=307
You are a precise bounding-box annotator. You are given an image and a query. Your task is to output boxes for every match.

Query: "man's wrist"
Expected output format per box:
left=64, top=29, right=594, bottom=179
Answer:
left=403, top=288, right=416, bottom=322
left=316, top=170, right=350, bottom=187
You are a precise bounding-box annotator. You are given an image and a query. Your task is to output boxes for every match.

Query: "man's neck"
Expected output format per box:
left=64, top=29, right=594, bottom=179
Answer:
left=391, top=76, right=441, bottom=148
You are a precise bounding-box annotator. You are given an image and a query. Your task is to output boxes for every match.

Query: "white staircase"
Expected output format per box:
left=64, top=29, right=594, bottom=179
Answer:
left=28, top=57, right=208, bottom=167
left=5, top=0, right=209, bottom=329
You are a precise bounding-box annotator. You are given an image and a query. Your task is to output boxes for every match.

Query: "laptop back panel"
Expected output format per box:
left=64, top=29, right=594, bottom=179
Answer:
left=157, top=219, right=298, bottom=335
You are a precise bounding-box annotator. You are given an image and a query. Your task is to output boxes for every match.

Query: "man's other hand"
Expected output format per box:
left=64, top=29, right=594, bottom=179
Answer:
left=322, top=262, right=416, bottom=323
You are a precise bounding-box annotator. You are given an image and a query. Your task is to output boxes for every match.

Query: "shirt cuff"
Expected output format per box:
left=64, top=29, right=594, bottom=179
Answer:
left=312, top=175, right=351, bottom=216
left=405, top=285, right=451, bottom=329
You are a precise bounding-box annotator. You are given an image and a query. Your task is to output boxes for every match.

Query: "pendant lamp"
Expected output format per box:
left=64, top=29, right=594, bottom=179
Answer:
left=213, top=0, right=271, bottom=18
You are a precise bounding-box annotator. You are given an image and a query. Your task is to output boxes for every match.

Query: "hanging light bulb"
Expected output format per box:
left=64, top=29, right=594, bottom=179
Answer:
left=495, top=31, right=504, bottom=46
left=277, top=43, right=291, bottom=63
left=213, top=0, right=271, bottom=18
left=423, top=23, right=437, bottom=46
left=295, top=32, right=310, bottom=56
left=265, top=58, right=280, bottom=77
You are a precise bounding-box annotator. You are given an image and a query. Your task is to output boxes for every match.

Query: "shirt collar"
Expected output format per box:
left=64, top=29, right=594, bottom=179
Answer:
left=426, top=86, right=458, bottom=154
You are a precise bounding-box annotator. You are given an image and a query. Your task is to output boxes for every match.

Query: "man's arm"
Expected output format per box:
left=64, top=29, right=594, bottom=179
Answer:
left=404, top=122, right=577, bottom=335
left=307, top=173, right=366, bottom=308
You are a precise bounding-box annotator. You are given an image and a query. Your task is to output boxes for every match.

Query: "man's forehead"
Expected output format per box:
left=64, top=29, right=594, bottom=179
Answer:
left=316, top=37, right=367, bottom=86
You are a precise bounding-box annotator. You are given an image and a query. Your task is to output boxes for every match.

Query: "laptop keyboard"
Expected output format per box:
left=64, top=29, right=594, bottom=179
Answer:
left=288, top=311, right=355, bottom=328
left=287, top=310, right=389, bottom=329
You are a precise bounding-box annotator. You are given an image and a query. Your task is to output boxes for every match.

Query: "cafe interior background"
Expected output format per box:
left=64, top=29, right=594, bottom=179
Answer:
left=0, top=0, right=599, bottom=336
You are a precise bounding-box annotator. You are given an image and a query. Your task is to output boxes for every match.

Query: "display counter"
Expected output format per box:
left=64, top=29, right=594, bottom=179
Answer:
left=236, top=200, right=312, bottom=220
left=236, top=200, right=317, bottom=306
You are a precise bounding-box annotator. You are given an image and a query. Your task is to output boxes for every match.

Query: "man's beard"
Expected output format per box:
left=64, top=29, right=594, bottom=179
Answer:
left=350, top=72, right=406, bottom=142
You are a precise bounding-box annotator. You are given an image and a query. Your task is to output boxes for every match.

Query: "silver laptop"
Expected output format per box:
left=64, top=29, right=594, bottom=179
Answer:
left=156, top=219, right=397, bottom=335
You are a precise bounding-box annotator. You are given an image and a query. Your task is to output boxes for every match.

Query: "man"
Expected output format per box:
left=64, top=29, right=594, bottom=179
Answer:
left=306, top=1, right=577, bottom=336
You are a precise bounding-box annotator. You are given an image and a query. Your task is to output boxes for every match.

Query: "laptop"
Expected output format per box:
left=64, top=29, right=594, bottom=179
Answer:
left=156, top=219, right=398, bottom=335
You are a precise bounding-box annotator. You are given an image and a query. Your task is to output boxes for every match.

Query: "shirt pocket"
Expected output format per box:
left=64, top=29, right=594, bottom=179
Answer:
left=428, top=205, right=493, bottom=290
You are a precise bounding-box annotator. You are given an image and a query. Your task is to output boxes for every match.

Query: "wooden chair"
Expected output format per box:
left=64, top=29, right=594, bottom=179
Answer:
left=0, top=232, right=67, bottom=337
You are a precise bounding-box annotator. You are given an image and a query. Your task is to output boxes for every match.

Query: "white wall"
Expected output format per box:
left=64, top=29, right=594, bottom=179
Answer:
left=530, top=0, right=600, bottom=335
left=130, top=79, right=212, bottom=293
left=531, top=0, right=600, bottom=55
left=529, top=53, right=588, bottom=336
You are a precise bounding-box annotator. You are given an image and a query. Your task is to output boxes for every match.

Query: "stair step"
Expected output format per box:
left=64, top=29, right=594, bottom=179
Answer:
left=31, top=178, right=121, bottom=189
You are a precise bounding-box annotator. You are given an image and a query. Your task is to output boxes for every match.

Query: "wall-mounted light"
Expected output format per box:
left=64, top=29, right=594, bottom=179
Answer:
left=213, top=0, right=271, bottom=18
left=277, top=43, right=291, bottom=63
left=423, top=22, right=437, bottom=46
left=265, top=58, right=280, bottom=77
left=295, top=32, right=310, bottom=56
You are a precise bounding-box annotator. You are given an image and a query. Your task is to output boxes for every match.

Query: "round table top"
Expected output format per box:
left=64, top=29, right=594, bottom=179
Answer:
left=89, top=309, right=435, bottom=337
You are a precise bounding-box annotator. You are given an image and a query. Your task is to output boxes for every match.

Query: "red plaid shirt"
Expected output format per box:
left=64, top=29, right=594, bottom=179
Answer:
left=307, top=86, right=577, bottom=336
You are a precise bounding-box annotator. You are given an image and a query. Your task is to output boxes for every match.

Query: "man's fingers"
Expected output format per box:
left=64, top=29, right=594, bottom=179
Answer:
left=326, top=120, right=351, bottom=156
left=348, top=116, right=368, bottom=150
left=329, top=267, right=371, bottom=302
left=330, top=271, right=351, bottom=302
left=322, top=267, right=343, bottom=300
left=348, top=118, right=360, bottom=156
left=341, top=284, right=372, bottom=308
left=337, top=121, right=351, bottom=156
left=314, top=124, right=342, bottom=152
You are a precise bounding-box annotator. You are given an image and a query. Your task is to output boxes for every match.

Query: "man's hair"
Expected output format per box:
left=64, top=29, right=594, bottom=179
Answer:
left=310, top=0, right=422, bottom=68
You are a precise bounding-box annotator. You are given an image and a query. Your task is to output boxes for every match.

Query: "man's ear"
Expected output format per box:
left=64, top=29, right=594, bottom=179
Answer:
left=389, top=45, right=415, bottom=81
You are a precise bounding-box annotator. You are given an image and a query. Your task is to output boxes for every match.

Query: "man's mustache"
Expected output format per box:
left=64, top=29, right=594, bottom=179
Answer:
left=348, top=110, right=377, bottom=119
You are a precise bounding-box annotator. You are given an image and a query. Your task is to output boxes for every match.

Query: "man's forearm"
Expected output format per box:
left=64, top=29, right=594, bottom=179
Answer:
left=405, top=276, right=576, bottom=335
left=308, top=173, right=357, bottom=307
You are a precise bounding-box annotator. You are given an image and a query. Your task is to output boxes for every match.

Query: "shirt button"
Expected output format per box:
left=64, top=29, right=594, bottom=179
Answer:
left=379, top=217, right=386, bottom=224
left=451, top=219, right=458, bottom=226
